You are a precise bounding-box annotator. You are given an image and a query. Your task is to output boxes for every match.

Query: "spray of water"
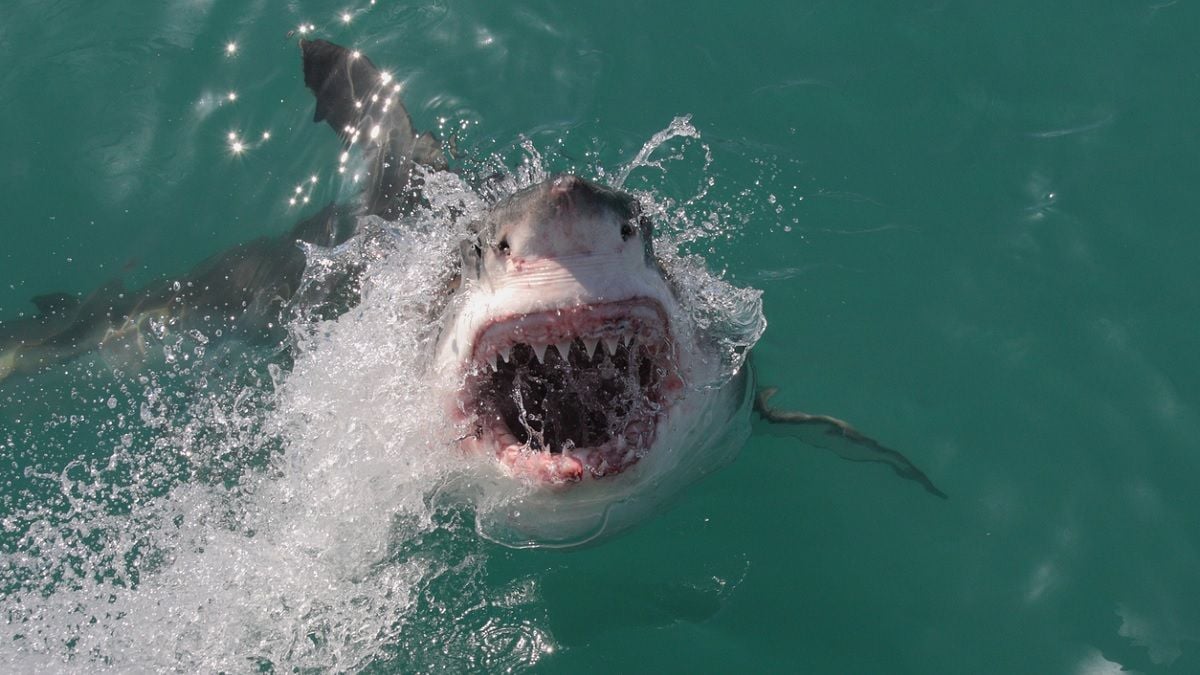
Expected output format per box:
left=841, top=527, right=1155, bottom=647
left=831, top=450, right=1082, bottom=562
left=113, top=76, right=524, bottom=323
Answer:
left=0, top=120, right=765, bottom=671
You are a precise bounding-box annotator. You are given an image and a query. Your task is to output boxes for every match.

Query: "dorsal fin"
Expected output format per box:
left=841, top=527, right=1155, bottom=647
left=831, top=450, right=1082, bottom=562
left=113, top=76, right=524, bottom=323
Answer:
left=31, top=292, right=79, bottom=316
left=301, top=39, right=387, bottom=139
left=300, top=39, right=447, bottom=220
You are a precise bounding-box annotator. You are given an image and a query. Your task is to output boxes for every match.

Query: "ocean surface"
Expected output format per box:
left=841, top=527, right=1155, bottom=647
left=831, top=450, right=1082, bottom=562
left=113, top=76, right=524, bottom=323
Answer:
left=3, top=1, right=1199, bottom=672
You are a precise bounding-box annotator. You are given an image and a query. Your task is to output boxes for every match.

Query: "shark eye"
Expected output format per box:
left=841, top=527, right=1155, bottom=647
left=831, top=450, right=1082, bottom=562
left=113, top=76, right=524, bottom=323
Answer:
left=620, top=222, right=635, bottom=240
left=497, top=238, right=510, bottom=254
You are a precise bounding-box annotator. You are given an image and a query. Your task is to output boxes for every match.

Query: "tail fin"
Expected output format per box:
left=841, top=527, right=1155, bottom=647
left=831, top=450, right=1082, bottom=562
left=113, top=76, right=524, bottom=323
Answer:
left=300, top=39, right=447, bottom=220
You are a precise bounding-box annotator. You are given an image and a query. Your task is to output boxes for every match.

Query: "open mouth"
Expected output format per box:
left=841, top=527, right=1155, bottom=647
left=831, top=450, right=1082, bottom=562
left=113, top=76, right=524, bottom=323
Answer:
left=461, top=299, right=680, bottom=483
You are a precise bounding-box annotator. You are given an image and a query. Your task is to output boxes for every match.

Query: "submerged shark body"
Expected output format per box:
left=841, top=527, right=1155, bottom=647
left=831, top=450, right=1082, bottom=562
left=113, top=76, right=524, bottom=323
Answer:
left=0, top=205, right=358, bottom=381
left=0, top=39, right=943, bottom=544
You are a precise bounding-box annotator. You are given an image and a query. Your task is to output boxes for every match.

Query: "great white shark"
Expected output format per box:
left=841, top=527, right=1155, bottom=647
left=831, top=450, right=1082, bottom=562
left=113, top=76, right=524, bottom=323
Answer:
left=0, top=39, right=944, bottom=543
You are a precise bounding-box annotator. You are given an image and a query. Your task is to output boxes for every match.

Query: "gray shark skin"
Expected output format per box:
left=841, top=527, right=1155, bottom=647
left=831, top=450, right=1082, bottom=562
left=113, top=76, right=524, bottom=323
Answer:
left=301, top=38, right=447, bottom=219
left=0, top=39, right=944, bottom=500
left=0, top=205, right=360, bottom=381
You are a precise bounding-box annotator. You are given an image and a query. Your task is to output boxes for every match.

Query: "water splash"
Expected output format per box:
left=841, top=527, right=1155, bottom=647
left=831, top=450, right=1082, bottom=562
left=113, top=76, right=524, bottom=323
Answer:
left=0, top=120, right=765, bottom=670
left=612, top=115, right=704, bottom=190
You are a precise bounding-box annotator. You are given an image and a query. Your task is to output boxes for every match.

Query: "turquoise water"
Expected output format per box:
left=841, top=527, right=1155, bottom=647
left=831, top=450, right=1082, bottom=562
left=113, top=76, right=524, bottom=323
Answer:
left=3, top=1, right=1200, bottom=672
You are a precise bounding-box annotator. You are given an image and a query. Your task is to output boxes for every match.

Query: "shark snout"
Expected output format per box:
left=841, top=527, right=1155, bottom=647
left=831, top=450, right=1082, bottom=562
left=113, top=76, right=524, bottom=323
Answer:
left=546, top=174, right=595, bottom=209
left=485, top=174, right=638, bottom=263
left=548, top=173, right=584, bottom=197
left=543, top=174, right=633, bottom=220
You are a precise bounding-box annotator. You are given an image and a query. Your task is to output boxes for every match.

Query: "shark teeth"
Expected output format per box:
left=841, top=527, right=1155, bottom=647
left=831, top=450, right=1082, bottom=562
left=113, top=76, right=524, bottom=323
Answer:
left=470, top=299, right=671, bottom=371
left=483, top=332, right=645, bottom=365
left=603, top=336, right=619, bottom=355
left=483, top=333, right=647, bottom=369
left=462, top=299, right=678, bottom=481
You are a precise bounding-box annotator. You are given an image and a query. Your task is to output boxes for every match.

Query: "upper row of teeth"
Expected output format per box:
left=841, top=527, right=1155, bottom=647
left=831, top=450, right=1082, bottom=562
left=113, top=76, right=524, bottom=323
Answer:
left=480, top=335, right=637, bottom=371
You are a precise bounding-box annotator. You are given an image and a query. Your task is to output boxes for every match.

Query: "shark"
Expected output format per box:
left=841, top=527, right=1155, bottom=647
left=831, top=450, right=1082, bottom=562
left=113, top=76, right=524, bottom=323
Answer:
left=0, top=39, right=944, bottom=545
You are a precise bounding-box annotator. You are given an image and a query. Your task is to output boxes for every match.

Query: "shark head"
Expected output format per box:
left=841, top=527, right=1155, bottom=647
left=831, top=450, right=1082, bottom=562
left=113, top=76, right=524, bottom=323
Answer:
left=435, top=174, right=693, bottom=484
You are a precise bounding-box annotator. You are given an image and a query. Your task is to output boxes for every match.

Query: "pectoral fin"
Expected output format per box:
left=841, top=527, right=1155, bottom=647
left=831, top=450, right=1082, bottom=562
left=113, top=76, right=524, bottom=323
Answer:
left=754, top=387, right=947, bottom=499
